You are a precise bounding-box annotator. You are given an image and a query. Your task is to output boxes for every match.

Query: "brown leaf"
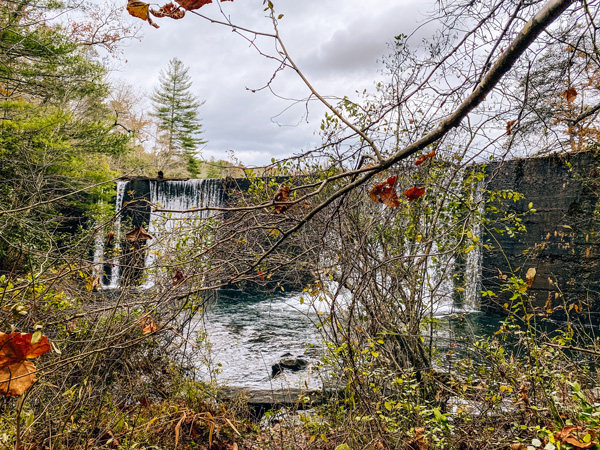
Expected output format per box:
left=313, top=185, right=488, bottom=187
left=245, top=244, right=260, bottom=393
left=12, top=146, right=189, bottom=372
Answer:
left=0, top=361, right=36, bottom=396
left=525, top=267, right=536, bottom=288
left=150, top=2, right=185, bottom=19
left=175, top=0, right=211, bottom=10
left=174, top=411, right=186, bottom=448
left=562, top=87, right=578, bottom=103
left=172, top=270, right=184, bottom=285
left=273, top=185, right=291, bottom=214
left=506, top=120, right=516, bottom=135
left=141, top=317, right=159, bottom=334
left=369, top=176, right=401, bottom=208
left=555, top=426, right=596, bottom=450
left=126, top=226, right=153, bottom=242
left=403, top=186, right=426, bottom=202
left=415, top=150, right=436, bottom=166
left=106, top=231, right=115, bottom=246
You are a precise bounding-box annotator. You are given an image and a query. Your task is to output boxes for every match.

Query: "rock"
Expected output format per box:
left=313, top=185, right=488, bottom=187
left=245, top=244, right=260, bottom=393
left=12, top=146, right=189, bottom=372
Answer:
left=271, top=357, right=309, bottom=378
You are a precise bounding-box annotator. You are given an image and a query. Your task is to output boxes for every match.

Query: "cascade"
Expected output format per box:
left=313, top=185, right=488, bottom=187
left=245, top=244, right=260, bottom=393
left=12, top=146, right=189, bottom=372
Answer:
left=93, top=178, right=224, bottom=289
left=144, top=179, right=224, bottom=287
left=93, top=177, right=480, bottom=313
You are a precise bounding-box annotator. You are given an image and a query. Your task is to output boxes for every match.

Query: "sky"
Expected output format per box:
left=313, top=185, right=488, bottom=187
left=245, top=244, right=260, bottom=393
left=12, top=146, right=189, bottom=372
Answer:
left=113, top=0, right=435, bottom=166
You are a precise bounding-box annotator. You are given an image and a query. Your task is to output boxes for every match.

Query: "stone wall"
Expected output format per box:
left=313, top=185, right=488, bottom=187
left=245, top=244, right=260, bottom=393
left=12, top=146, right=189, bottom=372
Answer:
left=480, top=151, right=600, bottom=316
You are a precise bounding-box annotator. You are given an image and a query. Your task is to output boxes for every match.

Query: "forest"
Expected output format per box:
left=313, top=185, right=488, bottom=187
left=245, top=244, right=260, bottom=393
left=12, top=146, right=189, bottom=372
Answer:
left=3, top=0, right=600, bottom=449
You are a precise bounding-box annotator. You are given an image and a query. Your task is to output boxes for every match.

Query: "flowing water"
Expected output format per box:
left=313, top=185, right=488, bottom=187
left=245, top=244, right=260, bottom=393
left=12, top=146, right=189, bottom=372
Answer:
left=192, top=290, right=326, bottom=390
left=94, top=179, right=492, bottom=390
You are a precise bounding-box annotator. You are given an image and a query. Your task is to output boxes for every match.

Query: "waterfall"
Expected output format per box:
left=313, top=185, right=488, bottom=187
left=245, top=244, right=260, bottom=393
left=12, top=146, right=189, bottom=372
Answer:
left=144, top=179, right=224, bottom=287
left=93, top=178, right=224, bottom=289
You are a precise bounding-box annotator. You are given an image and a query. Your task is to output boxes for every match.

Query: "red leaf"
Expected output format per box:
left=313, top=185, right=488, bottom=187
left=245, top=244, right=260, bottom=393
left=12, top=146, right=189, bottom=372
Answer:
left=369, top=177, right=401, bottom=208
left=403, top=186, right=426, bottom=201
left=415, top=150, right=436, bottom=166
left=273, top=186, right=291, bottom=214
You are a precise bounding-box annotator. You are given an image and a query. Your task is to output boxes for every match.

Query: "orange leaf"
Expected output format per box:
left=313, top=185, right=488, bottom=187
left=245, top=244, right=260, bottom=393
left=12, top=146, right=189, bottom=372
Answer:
left=141, top=317, right=158, bottom=334
left=555, top=426, right=596, bottom=449
left=273, top=185, right=291, bottom=214
left=415, top=150, right=436, bottom=166
left=561, top=88, right=577, bottom=103
left=0, top=361, right=37, bottom=396
left=403, top=186, right=426, bottom=202
left=506, top=120, right=516, bottom=135
left=369, top=177, right=400, bottom=208
left=0, top=332, right=51, bottom=370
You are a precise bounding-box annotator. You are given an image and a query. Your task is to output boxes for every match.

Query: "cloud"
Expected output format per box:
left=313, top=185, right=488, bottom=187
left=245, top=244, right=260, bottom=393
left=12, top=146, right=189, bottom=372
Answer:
left=115, top=0, right=435, bottom=166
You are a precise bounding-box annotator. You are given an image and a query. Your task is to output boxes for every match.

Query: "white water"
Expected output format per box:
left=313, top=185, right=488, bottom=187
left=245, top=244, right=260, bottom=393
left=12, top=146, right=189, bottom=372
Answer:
left=143, top=179, right=223, bottom=287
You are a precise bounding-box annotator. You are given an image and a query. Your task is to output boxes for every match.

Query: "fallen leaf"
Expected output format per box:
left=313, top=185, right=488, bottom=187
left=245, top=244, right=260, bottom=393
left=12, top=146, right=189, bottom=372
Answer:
left=369, top=176, right=401, bottom=208
left=506, top=120, right=516, bottom=135
left=415, top=150, right=436, bottom=166
left=273, top=185, right=291, bottom=214
left=150, top=2, right=185, bottom=18
left=403, top=186, right=426, bottom=202
left=561, top=87, right=577, bottom=103
left=175, top=411, right=186, bottom=448
left=126, top=226, right=153, bottom=242
left=555, top=426, right=597, bottom=450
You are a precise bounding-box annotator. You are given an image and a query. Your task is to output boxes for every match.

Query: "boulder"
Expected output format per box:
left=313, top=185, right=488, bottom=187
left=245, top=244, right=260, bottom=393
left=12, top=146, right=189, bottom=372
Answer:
left=271, top=357, right=309, bottom=378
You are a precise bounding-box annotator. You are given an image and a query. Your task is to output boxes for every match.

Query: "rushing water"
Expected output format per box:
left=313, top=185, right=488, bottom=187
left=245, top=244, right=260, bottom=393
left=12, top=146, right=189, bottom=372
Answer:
left=187, top=288, right=504, bottom=390
left=191, top=290, right=326, bottom=390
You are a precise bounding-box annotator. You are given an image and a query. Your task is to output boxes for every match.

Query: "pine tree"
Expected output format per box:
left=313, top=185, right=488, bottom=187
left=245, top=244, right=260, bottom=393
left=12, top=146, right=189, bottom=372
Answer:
left=150, top=57, right=206, bottom=177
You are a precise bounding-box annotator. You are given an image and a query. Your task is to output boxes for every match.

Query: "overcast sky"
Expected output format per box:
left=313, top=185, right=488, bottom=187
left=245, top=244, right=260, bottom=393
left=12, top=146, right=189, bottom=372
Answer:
left=113, top=0, right=435, bottom=166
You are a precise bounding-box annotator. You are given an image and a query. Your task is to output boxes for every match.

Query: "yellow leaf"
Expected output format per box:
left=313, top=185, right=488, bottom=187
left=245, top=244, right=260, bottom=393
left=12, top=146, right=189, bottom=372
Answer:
left=127, top=0, right=150, bottom=20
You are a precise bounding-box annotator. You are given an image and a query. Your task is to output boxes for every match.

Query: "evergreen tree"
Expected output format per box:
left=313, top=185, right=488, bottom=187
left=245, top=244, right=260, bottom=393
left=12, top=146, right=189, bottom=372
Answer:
left=150, top=58, right=206, bottom=177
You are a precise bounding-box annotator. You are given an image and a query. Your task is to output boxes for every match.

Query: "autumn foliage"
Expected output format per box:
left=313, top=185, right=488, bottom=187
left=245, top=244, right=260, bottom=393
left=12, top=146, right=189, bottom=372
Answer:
left=403, top=186, right=426, bottom=202
left=0, top=332, right=50, bottom=396
left=369, top=176, right=401, bottom=208
left=126, top=0, right=233, bottom=28
left=273, top=185, right=291, bottom=214
left=415, top=150, right=436, bottom=166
